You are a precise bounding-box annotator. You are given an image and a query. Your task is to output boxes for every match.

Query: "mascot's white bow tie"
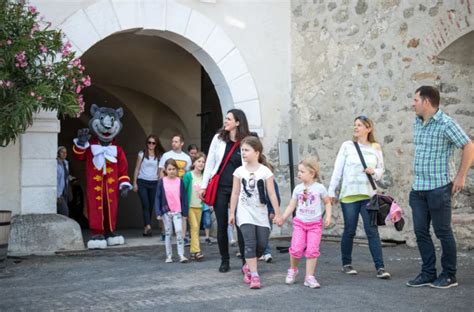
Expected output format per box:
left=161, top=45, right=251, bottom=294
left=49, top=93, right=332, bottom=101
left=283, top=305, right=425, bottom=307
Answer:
left=91, top=145, right=117, bottom=174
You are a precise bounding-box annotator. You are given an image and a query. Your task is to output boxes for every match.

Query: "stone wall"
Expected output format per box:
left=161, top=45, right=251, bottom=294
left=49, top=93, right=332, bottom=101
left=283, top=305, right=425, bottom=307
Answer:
left=290, top=0, right=474, bottom=247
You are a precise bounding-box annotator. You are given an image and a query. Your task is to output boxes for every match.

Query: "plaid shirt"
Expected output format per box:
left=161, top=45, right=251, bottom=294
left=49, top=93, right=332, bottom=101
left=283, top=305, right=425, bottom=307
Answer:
left=412, top=109, right=470, bottom=191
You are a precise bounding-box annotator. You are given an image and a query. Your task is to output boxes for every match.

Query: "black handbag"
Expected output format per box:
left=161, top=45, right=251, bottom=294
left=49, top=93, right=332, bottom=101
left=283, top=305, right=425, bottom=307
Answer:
left=353, top=142, right=398, bottom=227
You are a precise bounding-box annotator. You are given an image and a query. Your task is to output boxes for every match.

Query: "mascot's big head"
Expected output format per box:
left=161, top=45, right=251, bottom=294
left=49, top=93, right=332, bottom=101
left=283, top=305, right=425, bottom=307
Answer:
left=89, top=104, right=124, bottom=143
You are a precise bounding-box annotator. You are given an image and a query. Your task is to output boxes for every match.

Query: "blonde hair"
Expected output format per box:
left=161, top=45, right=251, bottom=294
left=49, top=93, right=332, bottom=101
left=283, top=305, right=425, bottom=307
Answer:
left=299, top=156, right=320, bottom=181
left=353, top=116, right=377, bottom=143
left=191, top=152, right=206, bottom=170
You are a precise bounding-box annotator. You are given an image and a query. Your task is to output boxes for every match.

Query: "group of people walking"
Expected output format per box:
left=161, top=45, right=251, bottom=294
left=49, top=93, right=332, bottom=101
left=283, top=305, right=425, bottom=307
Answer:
left=103, top=85, right=473, bottom=290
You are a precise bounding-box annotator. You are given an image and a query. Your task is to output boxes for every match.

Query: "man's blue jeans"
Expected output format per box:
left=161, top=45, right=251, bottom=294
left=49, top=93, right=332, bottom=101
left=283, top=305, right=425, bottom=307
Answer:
left=341, top=199, right=385, bottom=270
left=409, top=183, right=456, bottom=278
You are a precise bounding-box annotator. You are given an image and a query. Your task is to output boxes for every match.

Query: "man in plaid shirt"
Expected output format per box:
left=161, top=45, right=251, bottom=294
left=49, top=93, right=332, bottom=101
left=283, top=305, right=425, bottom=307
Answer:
left=407, top=86, right=474, bottom=289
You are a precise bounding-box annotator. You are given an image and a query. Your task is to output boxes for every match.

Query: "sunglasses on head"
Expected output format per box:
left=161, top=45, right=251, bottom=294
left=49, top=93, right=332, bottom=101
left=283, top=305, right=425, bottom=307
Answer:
left=356, top=115, right=369, bottom=122
left=147, top=141, right=156, bottom=145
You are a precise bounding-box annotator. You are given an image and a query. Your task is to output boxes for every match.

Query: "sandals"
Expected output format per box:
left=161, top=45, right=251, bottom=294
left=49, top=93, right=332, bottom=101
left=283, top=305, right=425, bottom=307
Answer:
left=191, top=252, right=204, bottom=261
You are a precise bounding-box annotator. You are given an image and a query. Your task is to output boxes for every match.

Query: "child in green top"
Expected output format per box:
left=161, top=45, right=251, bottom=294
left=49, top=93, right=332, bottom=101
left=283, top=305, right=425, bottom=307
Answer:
left=183, top=152, right=207, bottom=261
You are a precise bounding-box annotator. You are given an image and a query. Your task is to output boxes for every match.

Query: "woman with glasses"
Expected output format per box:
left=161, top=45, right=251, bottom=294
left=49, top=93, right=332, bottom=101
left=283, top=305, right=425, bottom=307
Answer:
left=328, top=116, right=391, bottom=279
left=133, top=134, right=162, bottom=236
left=200, top=109, right=251, bottom=273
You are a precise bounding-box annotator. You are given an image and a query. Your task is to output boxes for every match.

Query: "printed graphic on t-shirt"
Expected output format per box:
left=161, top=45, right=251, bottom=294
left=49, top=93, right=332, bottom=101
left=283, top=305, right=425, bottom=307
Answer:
left=176, top=160, right=187, bottom=177
left=297, top=190, right=320, bottom=218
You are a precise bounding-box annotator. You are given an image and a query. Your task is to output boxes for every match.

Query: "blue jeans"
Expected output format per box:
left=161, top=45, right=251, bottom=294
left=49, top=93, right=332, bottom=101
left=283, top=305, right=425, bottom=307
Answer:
left=409, top=183, right=456, bottom=278
left=341, top=199, right=385, bottom=270
left=201, top=210, right=212, bottom=229
left=137, top=179, right=157, bottom=226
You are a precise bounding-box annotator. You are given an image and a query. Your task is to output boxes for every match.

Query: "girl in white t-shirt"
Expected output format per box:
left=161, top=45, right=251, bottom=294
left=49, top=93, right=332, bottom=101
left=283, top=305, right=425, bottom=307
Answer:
left=278, top=157, right=332, bottom=288
left=229, top=136, right=281, bottom=289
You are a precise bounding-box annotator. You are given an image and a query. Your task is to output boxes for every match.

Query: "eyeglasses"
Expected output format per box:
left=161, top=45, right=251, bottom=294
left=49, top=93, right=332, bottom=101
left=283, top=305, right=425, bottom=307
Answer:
left=147, top=141, right=156, bottom=145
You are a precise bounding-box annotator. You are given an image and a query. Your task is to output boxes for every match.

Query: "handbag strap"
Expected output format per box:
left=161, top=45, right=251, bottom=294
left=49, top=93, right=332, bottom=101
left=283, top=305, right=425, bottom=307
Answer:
left=217, top=141, right=240, bottom=176
left=353, top=141, right=377, bottom=191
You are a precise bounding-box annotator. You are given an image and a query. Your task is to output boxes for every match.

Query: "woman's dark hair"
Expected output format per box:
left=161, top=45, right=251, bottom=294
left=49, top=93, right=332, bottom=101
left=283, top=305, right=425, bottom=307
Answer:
left=144, top=134, right=160, bottom=160
left=218, top=109, right=251, bottom=142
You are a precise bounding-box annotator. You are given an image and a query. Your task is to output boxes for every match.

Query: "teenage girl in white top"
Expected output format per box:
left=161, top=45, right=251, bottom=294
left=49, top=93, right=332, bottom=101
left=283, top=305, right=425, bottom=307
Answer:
left=133, top=134, right=161, bottom=237
left=229, top=136, right=281, bottom=289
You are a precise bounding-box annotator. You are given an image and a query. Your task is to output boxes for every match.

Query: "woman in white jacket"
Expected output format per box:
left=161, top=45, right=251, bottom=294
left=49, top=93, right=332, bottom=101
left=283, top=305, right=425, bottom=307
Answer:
left=200, top=109, right=250, bottom=273
left=328, top=116, right=391, bottom=279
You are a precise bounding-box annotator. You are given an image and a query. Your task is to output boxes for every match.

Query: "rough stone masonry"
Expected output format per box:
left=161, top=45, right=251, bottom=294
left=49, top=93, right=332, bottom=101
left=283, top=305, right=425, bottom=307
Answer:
left=285, top=0, right=474, bottom=248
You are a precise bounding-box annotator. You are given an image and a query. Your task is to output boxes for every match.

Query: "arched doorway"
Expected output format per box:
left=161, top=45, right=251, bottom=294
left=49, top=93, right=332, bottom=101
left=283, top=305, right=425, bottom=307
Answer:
left=57, top=2, right=262, bottom=229
left=59, top=30, right=223, bottom=229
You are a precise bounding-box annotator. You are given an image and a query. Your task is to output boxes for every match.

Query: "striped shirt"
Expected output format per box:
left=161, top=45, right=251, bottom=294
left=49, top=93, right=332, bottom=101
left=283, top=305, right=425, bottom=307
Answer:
left=412, top=109, right=470, bottom=191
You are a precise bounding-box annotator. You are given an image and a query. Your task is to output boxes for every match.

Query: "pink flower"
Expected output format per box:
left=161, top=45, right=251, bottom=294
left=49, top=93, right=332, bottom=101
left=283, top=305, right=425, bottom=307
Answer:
left=31, top=23, right=39, bottom=35
left=76, top=85, right=82, bottom=94
left=39, top=44, right=48, bottom=53
left=76, top=95, right=85, bottom=116
left=30, top=92, right=36, bottom=97
left=36, top=96, right=43, bottom=101
left=15, top=51, right=28, bottom=68
left=62, top=41, right=72, bottom=56
left=82, top=75, right=91, bottom=87
left=71, top=58, right=81, bottom=67
left=28, top=6, right=37, bottom=14
left=6, top=39, right=12, bottom=45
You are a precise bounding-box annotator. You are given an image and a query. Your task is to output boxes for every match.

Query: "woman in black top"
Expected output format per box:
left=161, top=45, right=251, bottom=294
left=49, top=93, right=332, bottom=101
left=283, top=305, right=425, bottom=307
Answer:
left=200, top=109, right=250, bottom=272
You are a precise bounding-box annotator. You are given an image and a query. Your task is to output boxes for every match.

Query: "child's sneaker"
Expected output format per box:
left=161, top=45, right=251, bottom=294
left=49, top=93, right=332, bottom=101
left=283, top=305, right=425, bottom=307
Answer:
left=242, top=264, right=251, bottom=284
left=304, top=275, right=321, bottom=289
left=179, top=255, right=188, bottom=263
left=165, top=256, right=173, bottom=263
left=285, top=268, right=299, bottom=284
left=249, top=276, right=261, bottom=289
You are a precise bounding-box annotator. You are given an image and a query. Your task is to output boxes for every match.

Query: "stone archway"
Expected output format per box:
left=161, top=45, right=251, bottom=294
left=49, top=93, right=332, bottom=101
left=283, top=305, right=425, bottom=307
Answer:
left=58, top=0, right=263, bottom=134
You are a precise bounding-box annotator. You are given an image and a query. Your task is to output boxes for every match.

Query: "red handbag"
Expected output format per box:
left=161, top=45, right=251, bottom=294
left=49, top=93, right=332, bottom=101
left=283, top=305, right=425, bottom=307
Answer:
left=203, top=141, right=240, bottom=206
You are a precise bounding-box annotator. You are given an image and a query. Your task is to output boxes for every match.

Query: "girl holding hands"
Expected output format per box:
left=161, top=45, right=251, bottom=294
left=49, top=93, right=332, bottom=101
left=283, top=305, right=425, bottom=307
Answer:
left=278, top=157, right=332, bottom=288
left=229, top=136, right=281, bottom=289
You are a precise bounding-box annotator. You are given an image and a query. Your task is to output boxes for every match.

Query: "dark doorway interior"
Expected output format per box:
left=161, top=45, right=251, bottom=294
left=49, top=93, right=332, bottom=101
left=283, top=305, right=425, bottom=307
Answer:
left=200, top=67, right=223, bottom=153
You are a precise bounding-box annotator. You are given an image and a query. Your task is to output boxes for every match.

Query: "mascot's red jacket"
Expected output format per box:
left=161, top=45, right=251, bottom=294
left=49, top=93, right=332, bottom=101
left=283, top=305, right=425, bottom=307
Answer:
left=73, top=138, right=131, bottom=235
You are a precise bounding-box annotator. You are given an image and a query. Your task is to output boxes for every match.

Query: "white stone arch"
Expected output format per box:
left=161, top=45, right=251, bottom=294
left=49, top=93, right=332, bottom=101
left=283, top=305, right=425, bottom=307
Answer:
left=58, top=0, right=263, bottom=135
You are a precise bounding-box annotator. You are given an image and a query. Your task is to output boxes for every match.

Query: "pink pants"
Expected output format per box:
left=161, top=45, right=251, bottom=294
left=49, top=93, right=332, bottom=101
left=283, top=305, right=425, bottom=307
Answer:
left=289, top=218, right=323, bottom=259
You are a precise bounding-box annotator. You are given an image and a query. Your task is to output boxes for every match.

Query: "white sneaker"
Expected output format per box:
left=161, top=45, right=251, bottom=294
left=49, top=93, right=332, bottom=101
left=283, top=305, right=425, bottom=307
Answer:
left=165, top=256, right=173, bottom=263
left=285, top=268, right=299, bottom=284
left=179, top=255, right=189, bottom=263
left=264, top=254, right=273, bottom=263
left=304, top=275, right=321, bottom=289
left=258, top=255, right=265, bottom=261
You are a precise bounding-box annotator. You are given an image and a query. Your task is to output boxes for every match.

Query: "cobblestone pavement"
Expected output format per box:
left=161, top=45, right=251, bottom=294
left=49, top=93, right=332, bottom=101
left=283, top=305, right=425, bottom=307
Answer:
left=1, top=238, right=473, bottom=311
